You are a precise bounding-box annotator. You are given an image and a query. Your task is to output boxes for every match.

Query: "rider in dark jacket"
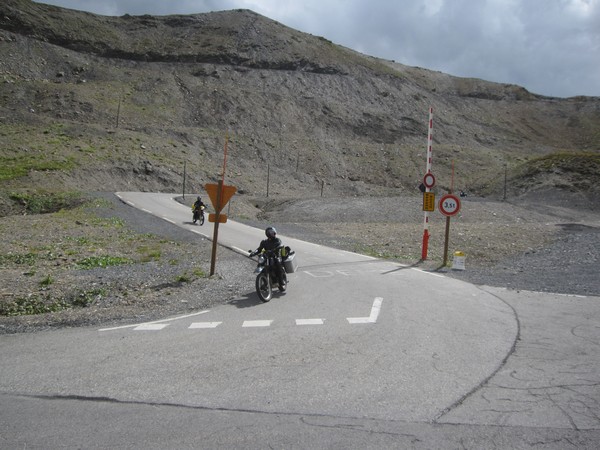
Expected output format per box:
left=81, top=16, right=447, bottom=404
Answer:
left=193, top=196, right=206, bottom=212
left=192, top=196, right=206, bottom=224
left=250, top=227, right=286, bottom=285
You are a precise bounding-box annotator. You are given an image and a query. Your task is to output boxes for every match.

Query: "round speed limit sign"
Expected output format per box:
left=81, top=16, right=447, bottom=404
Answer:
left=438, top=194, right=461, bottom=217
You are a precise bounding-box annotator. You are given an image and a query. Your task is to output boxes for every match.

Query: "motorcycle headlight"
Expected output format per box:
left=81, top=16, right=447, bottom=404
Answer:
left=258, top=255, right=266, bottom=264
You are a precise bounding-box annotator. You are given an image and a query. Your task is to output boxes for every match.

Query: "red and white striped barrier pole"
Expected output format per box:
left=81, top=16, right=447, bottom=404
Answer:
left=421, top=107, right=433, bottom=260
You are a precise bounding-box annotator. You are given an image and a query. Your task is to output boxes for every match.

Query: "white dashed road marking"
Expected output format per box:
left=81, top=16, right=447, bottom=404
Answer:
left=296, top=319, right=325, bottom=325
left=100, top=299, right=383, bottom=332
left=134, top=323, right=169, bottom=331
left=189, top=322, right=222, bottom=329
left=243, top=320, right=273, bottom=328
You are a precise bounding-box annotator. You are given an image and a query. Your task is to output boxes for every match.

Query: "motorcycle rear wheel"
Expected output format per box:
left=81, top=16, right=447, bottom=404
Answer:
left=256, top=273, right=272, bottom=302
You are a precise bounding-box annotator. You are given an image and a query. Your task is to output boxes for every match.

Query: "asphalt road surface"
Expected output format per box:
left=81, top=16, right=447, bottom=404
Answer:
left=1, top=192, right=599, bottom=449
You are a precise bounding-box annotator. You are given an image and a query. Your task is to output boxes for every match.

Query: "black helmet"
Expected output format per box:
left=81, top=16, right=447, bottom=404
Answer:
left=197, top=196, right=201, bottom=201
left=265, top=226, right=277, bottom=238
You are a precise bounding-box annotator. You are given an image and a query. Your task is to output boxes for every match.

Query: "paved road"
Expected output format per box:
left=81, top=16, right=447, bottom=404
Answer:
left=1, top=192, right=599, bottom=449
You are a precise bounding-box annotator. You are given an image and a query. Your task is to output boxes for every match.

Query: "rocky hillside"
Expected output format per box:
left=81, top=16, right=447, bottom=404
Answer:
left=1, top=0, right=599, bottom=214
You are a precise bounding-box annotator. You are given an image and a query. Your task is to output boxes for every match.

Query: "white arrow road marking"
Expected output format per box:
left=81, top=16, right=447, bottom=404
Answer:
left=243, top=320, right=273, bottom=328
left=189, top=322, right=222, bottom=329
left=296, top=319, right=325, bottom=325
left=347, top=297, right=383, bottom=324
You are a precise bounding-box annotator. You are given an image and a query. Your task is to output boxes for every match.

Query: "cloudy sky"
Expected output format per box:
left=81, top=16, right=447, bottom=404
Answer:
left=37, top=0, right=599, bottom=98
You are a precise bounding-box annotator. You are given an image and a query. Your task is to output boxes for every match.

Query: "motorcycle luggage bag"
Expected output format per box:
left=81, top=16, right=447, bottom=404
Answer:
left=283, top=252, right=298, bottom=273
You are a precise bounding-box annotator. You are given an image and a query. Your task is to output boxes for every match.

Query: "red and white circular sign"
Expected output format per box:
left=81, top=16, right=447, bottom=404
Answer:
left=423, top=172, right=436, bottom=189
left=438, top=194, right=461, bottom=216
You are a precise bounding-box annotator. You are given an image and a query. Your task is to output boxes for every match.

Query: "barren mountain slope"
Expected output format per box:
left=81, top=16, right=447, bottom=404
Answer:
left=1, top=0, right=599, bottom=209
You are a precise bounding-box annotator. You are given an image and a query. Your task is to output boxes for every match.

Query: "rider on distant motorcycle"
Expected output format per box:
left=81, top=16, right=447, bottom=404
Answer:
left=250, top=226, right=286, bottom=286
left=193, top=196, right=206, bottom=211
left=192, top=196, right=206, bottom=224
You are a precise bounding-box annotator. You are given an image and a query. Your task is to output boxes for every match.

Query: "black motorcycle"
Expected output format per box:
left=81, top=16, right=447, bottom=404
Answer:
left=192, top=204, right=205, bottom=225
left=248, top=248, right=287, bottom=302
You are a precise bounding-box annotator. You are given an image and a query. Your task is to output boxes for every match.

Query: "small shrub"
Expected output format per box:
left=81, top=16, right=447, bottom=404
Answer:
left=39, top=275, right=54, bottom=287
left=76, top=255, right=132, bottom=270
left=175, top=273, right=191, bottom=283
left=192, top=268, right=206, bottom=278
left=71, top=288, right=105, bottom=307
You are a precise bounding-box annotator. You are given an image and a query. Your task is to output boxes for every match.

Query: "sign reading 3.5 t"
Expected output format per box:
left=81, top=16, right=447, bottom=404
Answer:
left=438, top=193, right=461, bottom=217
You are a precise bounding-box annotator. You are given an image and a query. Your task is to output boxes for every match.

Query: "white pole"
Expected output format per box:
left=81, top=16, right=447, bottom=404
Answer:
left=421, top=107, right=433, bottom=260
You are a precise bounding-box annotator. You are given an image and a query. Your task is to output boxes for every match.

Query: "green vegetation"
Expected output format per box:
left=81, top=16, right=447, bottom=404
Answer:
left=76, top=255, right=133, bottom=270
left=521, top=152, right=600, bottom=177
left=0, top=295, right=70, bottom=316
left=0, top=194, right=199, bottom=319
left=137, top=245, right=162, bottom=262
left=174, top=268, right=206, bottom=283
left=0, top=253, right=38, bottom=267
left=174, top=273, right=191, bottom=283
left=9, top=191, right=86, bottom=214
left=0, top=288, right=105, bottom=316
left=39, top=275, right=54, bottom=287
left=71, top=288, right=106, bottom=307
left=0, top=155, right=76, bottom=181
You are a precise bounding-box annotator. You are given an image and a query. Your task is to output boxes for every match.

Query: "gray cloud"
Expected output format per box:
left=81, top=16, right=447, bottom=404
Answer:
left=36, top=0, right=600, bottom=97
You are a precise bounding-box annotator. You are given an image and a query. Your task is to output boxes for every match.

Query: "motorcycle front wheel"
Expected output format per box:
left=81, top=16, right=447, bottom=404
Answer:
left=256, top=272, right=272, bottom=302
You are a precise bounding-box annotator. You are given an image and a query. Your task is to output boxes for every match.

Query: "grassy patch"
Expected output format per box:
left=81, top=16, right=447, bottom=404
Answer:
left=0, top=252, right=38, bottom=267
left=137, top=245, right=161, bottom=262
left=175, top=268, right=206, bottom=283
left=522, top=151, right=600, bottom=177
left=9, top=190, right=86, bottom=214
left=39, top=275, right=54, bottom=287
left=0, top=288, right=105, bottom=316
left=174, top=273, right=191, bottom=283
left=76, top=255, right=133, bottom=270
left=0, top=295, right=70, bottom=316
left=70, top=288, right=106, bottom=307
left=0, top=155, right=76, bottom=181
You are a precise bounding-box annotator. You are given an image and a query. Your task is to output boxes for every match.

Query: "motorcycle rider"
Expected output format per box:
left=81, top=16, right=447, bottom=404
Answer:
left=249, top=226, right=286, bottom=287
left=192, top=196, right=206, bottom=224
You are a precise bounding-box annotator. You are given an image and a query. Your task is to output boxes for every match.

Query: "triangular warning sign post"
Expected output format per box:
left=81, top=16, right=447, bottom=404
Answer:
left=205, top=183, right=236, bottom=213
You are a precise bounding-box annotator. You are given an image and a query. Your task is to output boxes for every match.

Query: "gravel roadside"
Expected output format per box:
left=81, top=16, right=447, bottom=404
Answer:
left=1, top=192, right=598, bottom=334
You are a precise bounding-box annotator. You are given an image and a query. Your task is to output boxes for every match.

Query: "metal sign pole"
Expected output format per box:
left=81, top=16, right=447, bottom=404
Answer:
left=443, top=216, right=451, bottom=266
left=209, top=180, right=223, bottom=276
left=209, top=134, right=229, bottom=276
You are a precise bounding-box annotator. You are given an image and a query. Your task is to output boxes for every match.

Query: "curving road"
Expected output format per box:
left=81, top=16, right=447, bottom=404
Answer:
left=1, top=192, right=599, bottom=448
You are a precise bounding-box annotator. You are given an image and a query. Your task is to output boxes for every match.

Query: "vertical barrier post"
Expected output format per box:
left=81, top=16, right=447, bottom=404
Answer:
left=421, top=107, right=433, bottom=260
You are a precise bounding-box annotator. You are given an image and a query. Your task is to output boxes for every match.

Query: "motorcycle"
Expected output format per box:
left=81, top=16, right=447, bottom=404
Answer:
left=248, top=247, right=289, bottom=302
left=192, top=204, right=205, bottom=225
